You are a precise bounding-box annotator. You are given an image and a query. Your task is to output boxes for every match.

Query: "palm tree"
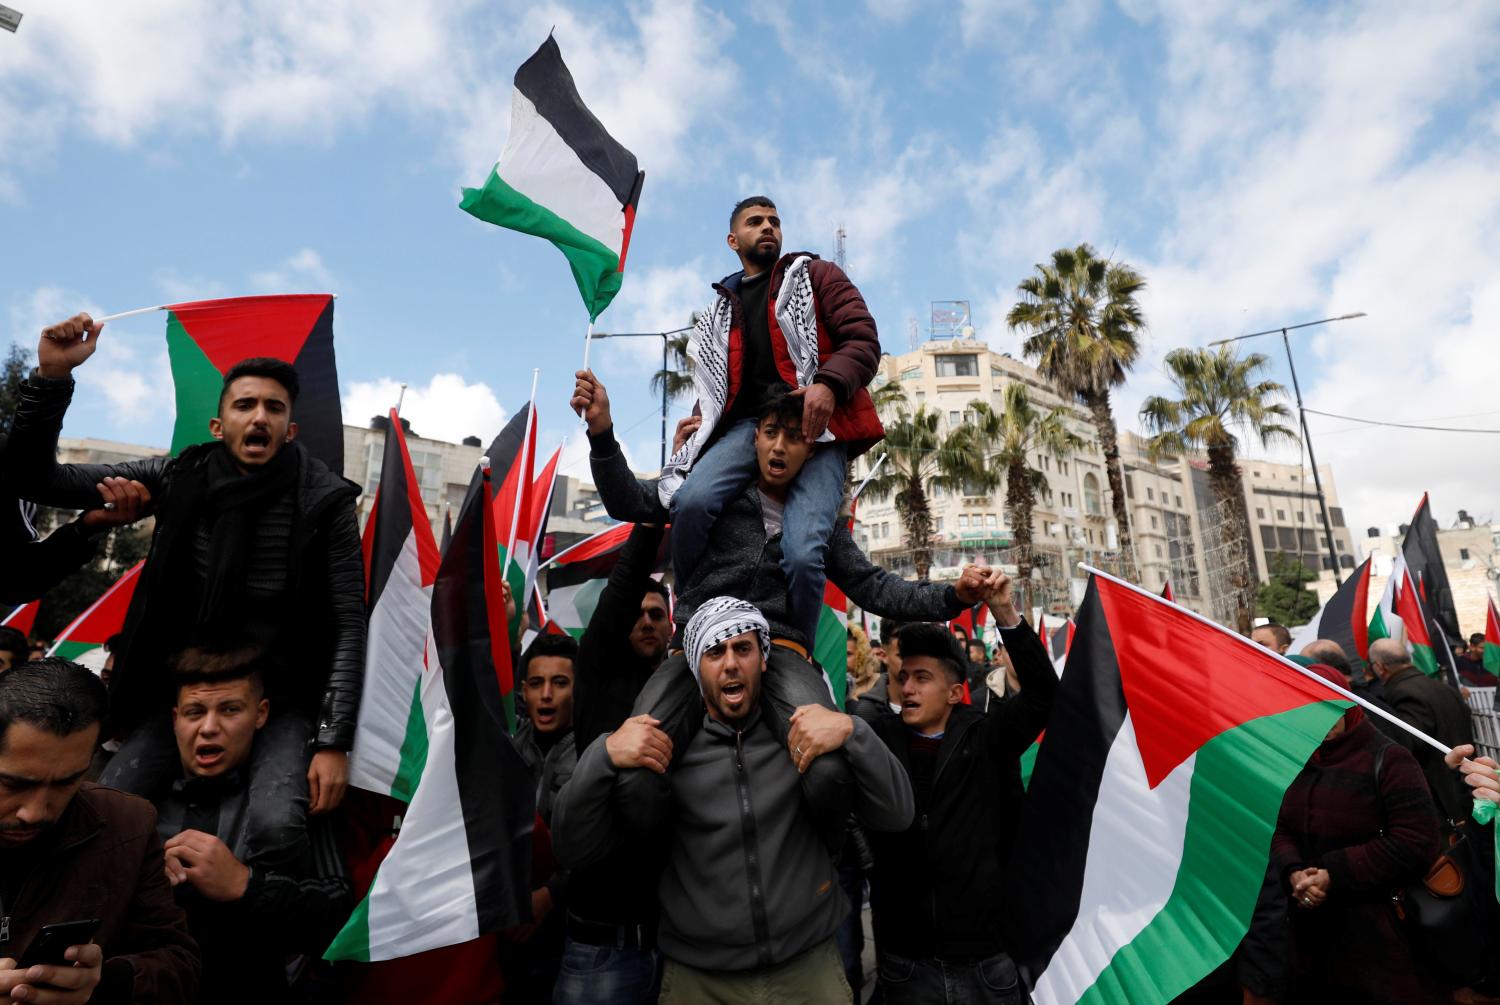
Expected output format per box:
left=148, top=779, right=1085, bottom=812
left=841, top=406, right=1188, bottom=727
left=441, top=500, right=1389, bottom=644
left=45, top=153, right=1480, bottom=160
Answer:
left=1139, top=346, right=1297, bottom=635
left=956, top=384, right=1087, bottom=587
left=861, top=405, right=975, bottom=581
left=650, top=323, right=696, bottom=404
left=1007, top=244, right=1146, bottom=581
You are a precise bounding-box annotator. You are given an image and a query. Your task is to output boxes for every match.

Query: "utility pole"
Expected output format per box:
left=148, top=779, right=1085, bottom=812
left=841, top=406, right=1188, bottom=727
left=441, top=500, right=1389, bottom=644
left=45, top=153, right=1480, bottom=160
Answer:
left=834, top=225, right=847, bottom=272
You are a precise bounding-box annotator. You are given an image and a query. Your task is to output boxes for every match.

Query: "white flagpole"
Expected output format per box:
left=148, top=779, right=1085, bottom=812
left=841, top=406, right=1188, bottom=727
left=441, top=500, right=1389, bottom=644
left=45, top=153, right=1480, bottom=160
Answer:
left=580, top=320, right=595, bottom=373
left=92, top=305, right=165, bottom=325
left=1077, top=562, right=1455, bottom=757
left=851, top=452, right=889, bottom=504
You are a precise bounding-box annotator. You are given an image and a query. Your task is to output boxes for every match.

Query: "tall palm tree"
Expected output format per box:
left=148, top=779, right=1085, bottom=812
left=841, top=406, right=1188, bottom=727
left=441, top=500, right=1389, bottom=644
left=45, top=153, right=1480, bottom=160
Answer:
left=956, top=384, right=1087, bottom=587
left=1007, top=244, right=1146, bottom=581
left=1139, top=346, right=1297, bottom=635
left=650, top=322, right=696, bottom=404
left=861, top=405, right=975, bottom=581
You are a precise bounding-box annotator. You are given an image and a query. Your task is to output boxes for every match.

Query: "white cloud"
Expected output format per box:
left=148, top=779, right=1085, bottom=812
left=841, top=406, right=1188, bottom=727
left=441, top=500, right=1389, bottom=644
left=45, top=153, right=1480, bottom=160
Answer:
left=248, top=248, right=337, bottom=294
left=594, top=260, right=708, bottom=373
left=343, top=373, right=507, bottom=445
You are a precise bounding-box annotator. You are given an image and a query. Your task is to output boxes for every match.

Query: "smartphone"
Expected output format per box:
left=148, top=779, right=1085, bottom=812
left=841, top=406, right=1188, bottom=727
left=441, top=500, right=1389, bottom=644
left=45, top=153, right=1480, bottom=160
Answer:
left=17, top=919, right=101, bottom=968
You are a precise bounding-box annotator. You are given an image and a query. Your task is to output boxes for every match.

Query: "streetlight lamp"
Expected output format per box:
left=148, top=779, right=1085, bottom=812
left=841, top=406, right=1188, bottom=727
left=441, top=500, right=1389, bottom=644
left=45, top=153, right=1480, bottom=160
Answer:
left=588, top=325, right=694, bottom=467
left=1210, top=312, right=1366, bottom=585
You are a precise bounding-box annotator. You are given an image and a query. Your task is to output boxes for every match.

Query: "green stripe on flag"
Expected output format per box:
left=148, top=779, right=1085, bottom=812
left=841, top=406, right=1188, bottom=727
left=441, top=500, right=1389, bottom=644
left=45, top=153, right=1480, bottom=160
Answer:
left=1076, top=701, right=1346, bottom=1004
left=460, top=168, right=623, bottom=321
left=1484, top=642, right=1500, bottom=678
left=391, top=676, right=429, bottom=804
left=51, top=641, right=99, bottom=661
left=814, top=605, right=847, bottom=707
left=324, top=881, right=373, bottom=962
left=1412, top=642, right=1440, bottom=678
left=1019, top=740, right=1039, bottom=790
left=165, top=311, right=227, bottom=456
left=1369, top=606, right=1390, bottom=643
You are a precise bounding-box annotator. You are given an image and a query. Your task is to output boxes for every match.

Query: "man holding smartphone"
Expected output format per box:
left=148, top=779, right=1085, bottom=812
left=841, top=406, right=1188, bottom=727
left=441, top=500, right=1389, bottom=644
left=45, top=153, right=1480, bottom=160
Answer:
left=0, top=658, right=199, bottom=1003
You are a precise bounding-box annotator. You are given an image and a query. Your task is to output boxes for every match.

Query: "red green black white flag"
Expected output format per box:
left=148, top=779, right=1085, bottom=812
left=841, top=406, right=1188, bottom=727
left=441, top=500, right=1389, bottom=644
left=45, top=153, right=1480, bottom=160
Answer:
left=460, top=36, right=644, bottom=322
left=46, top=561, right=143, bottom=661
left=1007, top=572, right=1349, bottom=1003
left=1, top=600, right=38, bottom=637
left=163, top=294, right=343, bottom=468
left=1484, top=597, right=1500, bottom=678
left=1290, top=556, right=1372, bottom=663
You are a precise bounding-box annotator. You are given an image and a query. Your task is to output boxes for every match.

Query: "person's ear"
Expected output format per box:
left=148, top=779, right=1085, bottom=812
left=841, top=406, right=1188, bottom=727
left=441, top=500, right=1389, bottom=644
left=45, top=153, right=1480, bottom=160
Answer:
left=727, top=231, right=739, bottom=254
left=255, top=698, right=270, bottom=729
left=208, top=416, right=224, bottom=440
left=285, top=421, right=298, bottom=443
left=948, top=681, right=964, bottom=705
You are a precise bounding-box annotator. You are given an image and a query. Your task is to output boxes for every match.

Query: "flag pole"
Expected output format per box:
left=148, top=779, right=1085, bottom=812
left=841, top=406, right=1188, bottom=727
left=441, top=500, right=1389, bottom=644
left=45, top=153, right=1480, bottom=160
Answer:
left=502, top=369, right=540, bottom=583
left=580, top=320, right=595, bottom=373
left=92, top=305, right=166, bottom=325
left=1077, top=562, right=1455, bottom=758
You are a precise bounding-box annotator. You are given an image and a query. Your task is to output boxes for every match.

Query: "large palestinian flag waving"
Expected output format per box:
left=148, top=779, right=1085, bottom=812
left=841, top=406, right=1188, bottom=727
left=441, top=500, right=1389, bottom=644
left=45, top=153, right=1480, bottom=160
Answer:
left=460, top=36, right=644, bottom=321
left=1290, top=556, right=1372, bottom=663
left=163, top=295, right=342, bottom=468
left=326, top=459, right=534, bottom=962
left=1403, top=493, right=1460, bottom=644
left=347, top=410, right=441, bottom=804
left=46, top=562, right=143, bottom=661
left=1008, top=573, right=1350, bottom=1004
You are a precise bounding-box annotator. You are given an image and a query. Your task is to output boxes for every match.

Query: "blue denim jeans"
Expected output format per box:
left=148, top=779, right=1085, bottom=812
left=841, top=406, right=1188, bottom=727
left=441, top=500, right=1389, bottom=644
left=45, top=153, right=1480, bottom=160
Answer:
left=835, top=860, right=867, bottom=996
left=552, top=937, right=661, bottom=1005
left=878, top=950, right=1029, bottom=1004
left=669, top=417, right=848, bottom=645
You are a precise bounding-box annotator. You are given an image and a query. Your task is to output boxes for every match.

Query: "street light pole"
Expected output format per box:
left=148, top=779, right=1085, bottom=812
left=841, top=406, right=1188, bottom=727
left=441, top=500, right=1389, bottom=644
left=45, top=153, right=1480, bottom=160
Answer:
left=1211, top=312, right=1365, bottom=585
left=588, top=325, right=694, bottom=467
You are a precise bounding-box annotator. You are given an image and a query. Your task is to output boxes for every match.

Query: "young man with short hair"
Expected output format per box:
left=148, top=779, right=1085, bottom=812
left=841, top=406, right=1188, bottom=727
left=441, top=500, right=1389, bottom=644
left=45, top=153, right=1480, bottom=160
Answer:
left=515, top=632, right=580, bottom=826
left=867, top=576, right=1058, bottom=1004
left=154, top=645, right=351, bottom=1003
left=659, top=197, right=884, bottom=649
left=554, top=597, right=915, bottom=1003
left=0, top=658, right=199, bottom=1004
left=8, top=315, right=366, bottom=836
left=1251, top=622, right=1292, bottom=654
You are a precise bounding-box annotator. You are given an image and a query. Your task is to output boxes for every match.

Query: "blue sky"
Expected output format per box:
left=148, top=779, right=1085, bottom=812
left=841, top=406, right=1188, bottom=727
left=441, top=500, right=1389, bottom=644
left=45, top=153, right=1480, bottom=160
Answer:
left=4, top=0, right=1499, bottom=540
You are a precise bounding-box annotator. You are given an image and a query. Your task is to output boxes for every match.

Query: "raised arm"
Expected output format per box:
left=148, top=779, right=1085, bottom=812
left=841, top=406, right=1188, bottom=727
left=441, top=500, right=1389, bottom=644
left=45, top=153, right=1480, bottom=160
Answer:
left=826, top=525, right=972, bottom=623
left=978, top=573, right=1059, bottom=760
left=572, top=369, right=670, bottom=524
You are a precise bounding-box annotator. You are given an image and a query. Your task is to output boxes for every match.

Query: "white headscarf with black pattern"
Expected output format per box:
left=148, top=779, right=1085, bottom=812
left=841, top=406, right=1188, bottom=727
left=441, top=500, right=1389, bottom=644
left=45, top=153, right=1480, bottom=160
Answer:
left=683, top=596, right=770, bottom=684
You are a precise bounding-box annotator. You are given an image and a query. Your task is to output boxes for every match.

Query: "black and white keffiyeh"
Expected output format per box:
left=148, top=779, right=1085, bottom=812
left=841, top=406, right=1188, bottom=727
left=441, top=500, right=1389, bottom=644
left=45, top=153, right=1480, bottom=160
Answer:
left=683, top=596, right=770, bottom=683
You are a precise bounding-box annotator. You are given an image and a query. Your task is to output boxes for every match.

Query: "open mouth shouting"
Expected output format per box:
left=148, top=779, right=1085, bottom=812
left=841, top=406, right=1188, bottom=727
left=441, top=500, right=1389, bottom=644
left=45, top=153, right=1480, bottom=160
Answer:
left=532, top=705, right=558, bottom=728
left=241, top=429, right=273, bottom=458
left=766, top=455, right=788, bottom=478
left=719, top=678, right=748, bottom=712
left=194, top=742, right=226, bottom=771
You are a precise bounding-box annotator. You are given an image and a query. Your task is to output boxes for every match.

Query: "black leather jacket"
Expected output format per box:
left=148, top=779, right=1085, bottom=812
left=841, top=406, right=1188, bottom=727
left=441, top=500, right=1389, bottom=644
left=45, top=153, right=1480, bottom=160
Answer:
left=7, top=374, right=367, bottom=749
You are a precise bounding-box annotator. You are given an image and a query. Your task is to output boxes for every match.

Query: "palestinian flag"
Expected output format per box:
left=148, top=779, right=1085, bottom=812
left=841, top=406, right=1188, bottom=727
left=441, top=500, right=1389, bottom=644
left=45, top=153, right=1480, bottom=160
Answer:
left=1403, top=493, right=1460, bottom=644
left=1160, top=580, right=1175, bottom=603
left=1290, top=557, right=1372, bottom=663
left=1370, top=558, right=1441, bottom=678
left=460, top=36, right=644, bottom=322
left=1019, top=616, right=1075, bottom=789
left=347, top=410, right=441, bottom=804
left=541, top=522, right=671, bottom=637
left=520, top=444, right=563, bottom=617
left=1484, top=598, right=1500, bottom=678
left=1008, top=574, right=1350, bottom=1004
left=949, top=602, right=990, bottom=644
left=1048, top=617, right=1074, bottom=675
left=46, top=562, right=143, bottom=661
left=163, top=295, right=342, bottom=468
left=326, top=460, right=534, bottom=962
left=816, top=581, right=850, bottom=707
left=488, top=406, right=536, bottom=648
left=2, top=600, right=39, bottom=637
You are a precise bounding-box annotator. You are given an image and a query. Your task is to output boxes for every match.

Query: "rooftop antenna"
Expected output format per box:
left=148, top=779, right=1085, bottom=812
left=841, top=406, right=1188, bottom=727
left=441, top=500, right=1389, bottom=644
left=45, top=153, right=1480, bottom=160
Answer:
left=834, top=225, right=847, bottom=272
left=907, top=317, right=919, bottom=351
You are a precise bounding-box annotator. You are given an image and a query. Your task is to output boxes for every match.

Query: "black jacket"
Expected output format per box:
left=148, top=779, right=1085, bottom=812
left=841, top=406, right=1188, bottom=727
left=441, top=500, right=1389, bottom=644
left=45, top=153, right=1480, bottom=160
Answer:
left=0, top=491, right=100, bottom=606
left=565, top=524, right=669, bottom=931
left=867, top=619, right=1058, bottom=961
left=7, top=374, right=366, bottom=749
left=1380, top=665, right=1475, bottom=820
left=589, top=425, right=963, bottom=647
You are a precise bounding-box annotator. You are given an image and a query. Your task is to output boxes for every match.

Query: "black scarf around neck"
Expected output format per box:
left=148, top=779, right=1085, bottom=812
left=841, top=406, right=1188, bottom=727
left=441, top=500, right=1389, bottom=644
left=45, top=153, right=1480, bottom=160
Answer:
left=195, top=442, right=300, bottom=629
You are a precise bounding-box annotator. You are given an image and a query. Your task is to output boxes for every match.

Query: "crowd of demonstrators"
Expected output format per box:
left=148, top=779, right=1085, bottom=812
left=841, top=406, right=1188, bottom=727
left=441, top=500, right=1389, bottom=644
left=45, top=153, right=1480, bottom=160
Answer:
left=8, top=316, right=366, bottom=852
left=845, top=625, right=881, bottom=702
left=1368, top=637, right=1476, bottom=821
left=1454, top=635, right=1494, bottom=686
left=1300, top=639, right=1409, bottom=745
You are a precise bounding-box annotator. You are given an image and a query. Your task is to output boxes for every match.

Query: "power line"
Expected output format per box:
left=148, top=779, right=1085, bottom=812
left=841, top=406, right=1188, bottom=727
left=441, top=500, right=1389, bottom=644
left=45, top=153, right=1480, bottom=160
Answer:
left=1303, top=408, right=1500, bottom=434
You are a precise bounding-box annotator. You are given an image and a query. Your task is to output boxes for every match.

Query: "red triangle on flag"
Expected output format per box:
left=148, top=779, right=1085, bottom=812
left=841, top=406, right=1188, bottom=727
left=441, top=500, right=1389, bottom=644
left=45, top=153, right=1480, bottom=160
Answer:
left=1094, top=576, right=1346, bottom=789
left=169, top=295, right=332, bottom=373
left=2, top=600, right=39, bottom=637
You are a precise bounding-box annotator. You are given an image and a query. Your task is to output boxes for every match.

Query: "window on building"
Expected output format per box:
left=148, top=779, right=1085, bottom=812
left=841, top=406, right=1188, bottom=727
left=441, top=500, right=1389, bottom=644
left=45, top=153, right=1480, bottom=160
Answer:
left=1060, top=460, right=1069, bottom=475
left=949, top=410, right=961, bottom=426
left=1261, top=526, right=1277, bottom=549
left=1297, top=512, right=1305, bottom=522
left=1083, top=473, right=1103, bottom=516
left=1330, top=506, right=1346, bottom=528
left=935, top=354, right=979, bottom=377
left=959, top=515, right=969, bottom=529
left=900, top=367, right=922, bottom=382
left=1460, top=547, right=1472, bottom=561
left=1126, top=474, right=1135, bottom=499
left=1175, top=494, right=1182, bottom=507
left=1146, top=486, right=1155, bottom=501
left=935, top=517, right=944, bottom=533
left=930, top=482, right=944, bottom=499
left=1150, top=515, right=1159, bottom=529
left=1340, top=554, right=1355, bottom=569
left=986, top=514, right=998, bottom=528
left=1256, top=507, right=1265, bottom=518
left=1276, top=509, right=1285, bottom=520
left=881, top=522, right=889, bottom=538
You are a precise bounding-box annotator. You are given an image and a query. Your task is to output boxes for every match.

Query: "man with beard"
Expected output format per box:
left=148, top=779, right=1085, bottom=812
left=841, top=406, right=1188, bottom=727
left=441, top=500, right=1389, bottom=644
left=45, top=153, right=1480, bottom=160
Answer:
left=7, top=314, right=366, bottom=852
left=658, top=196, right=884, bottom=651
left=554, top=597, right=915, bottom=1002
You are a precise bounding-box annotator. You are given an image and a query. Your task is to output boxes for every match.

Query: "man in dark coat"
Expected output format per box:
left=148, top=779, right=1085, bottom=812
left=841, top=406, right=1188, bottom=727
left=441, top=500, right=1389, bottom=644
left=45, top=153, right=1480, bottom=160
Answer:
left=866, top=574, right=1057, bottom=1004
left=1370, top=637, right=1474, bottom=821
left=0, top=658, right=200, bottom=1003
left=7, top=313, right=366, bottom=839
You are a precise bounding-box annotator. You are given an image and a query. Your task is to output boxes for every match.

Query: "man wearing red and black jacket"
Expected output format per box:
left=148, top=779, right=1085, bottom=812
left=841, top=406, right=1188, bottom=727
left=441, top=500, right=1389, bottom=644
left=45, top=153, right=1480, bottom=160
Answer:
left=551, top=521, right=673, bottom=1004
left=865, top=574, right=1058, bottom=1004
left=658, top=195, right=883, bottom=647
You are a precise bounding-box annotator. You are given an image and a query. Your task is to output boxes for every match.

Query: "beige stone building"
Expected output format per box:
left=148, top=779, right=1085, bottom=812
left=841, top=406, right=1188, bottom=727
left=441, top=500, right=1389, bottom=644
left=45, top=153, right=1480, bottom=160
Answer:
left=850, top=337, right=1355, bottom=624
